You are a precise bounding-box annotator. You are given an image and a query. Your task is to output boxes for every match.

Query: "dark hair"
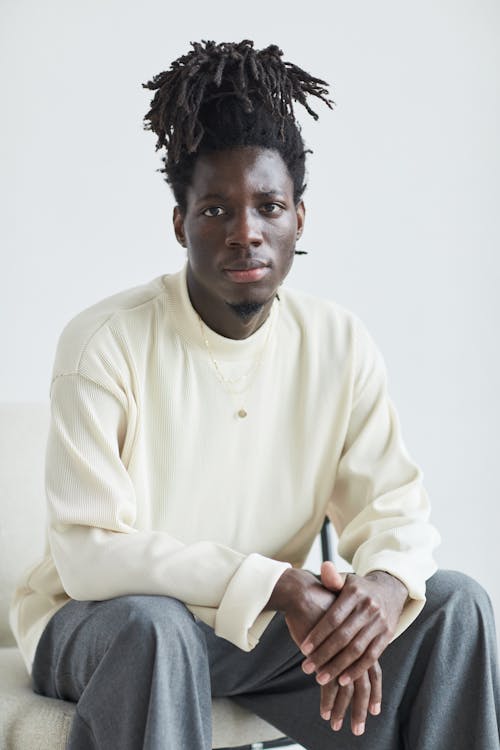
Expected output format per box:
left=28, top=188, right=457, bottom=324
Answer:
left=142, top=40, right=333, bottom=213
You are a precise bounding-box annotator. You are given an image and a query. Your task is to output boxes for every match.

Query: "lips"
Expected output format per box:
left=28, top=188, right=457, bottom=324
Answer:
left=223, top=259, right=270, bottom=271
left=222, top=259, right=271, bottom=284
left=223, top=267, right=270, bottom=283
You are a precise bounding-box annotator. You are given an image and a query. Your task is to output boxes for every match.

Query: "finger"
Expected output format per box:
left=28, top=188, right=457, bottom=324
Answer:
left=330, top=682, right=354, bottom=732
left=303, top=609, right=367, bottom=675
left=350, top=671, right=371, bottom=736
left=336, top=632, right=387, bottom=687
left=368, top=661, right=382, bottom=716
left=320, top=682, right=339, bottom=721
left=326, top=664, right=382, bottom=731
left=320, top=561, right=345, bottom=592
left=311, top=617, right=387, bottom=684
left=301, top=579, right=357, bottom=655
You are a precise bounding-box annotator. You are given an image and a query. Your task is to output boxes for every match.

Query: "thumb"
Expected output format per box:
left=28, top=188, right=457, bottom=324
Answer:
left=321, top=560, right=345, bottom=592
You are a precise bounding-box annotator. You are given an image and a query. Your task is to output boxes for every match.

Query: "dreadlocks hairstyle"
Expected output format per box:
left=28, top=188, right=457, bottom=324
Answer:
left=142, top=40, right=334, bottom=220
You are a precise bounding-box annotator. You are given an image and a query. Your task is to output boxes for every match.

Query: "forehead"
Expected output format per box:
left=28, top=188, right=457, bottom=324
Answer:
left=187, top=146, right=293, bottom=199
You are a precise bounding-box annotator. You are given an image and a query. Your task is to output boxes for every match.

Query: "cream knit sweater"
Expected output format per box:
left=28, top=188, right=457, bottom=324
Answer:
left=10, top=265, right=440, bottom=672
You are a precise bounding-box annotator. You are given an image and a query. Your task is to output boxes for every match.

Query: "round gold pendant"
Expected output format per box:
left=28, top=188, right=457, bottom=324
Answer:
left=237, top=408, right=248, bottom=419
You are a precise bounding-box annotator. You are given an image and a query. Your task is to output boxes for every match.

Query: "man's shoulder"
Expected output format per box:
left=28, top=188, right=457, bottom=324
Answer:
left=52, top=274, right=170, bottom=378
left=280, top=284, right=359, bottom=333
left=280, top=285, right=380, bottom=364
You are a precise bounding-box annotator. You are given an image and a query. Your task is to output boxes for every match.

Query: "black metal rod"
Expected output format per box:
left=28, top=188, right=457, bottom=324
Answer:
left=320, top=517, right=332, bottom=562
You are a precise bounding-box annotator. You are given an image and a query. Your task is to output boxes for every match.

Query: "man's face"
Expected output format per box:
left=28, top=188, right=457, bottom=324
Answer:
left=173, top=146, right=305, bottom=338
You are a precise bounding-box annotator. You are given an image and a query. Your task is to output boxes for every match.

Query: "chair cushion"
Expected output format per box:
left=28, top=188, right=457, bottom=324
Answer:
left=0, top=647, right=73, bottom=750
left=0, top=647, right=285, bottom=749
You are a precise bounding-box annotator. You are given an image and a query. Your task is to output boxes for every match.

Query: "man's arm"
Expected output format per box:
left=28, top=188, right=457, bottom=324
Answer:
left=47, top=372, right=290, bottom=652
left=268, top=315, right=439, bottom=734
left=325, top=317, right=440, bottom=632
left=313, top=317, right=439, bottom=660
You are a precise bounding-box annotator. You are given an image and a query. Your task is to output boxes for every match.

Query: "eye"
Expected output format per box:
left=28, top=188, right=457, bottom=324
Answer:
left=261, top=203, right=283, bottom=215
left=202, top=206, right=225, bottom=217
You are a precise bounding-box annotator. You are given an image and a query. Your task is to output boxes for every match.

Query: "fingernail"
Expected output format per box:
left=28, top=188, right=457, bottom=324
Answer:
left=338, top=674, right=351, bottom=686
left=321, top=710, right=331, bottom=721
left=302, top=642, right=313, bottom=655
left=354, top=723, right=365, bottom=736
left=302, top=661, right=315, bottom=674
left=332, top=719, right=343, bottom=731
left=317, top=672, right=331, bottom=685
left=370, top=702, right=381, bottom=715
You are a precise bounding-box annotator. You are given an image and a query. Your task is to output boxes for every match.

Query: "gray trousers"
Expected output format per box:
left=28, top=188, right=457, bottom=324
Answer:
left=32, top=570, right=500, bottom=750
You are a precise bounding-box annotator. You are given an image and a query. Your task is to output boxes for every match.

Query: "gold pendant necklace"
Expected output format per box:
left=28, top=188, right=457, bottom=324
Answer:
left=197, top=302, right=279, bottom=419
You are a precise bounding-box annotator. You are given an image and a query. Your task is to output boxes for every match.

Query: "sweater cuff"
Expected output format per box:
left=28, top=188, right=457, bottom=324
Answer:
left=354, top=551, right=438, bottom=639
left=215, top=553, right=291, bottom=650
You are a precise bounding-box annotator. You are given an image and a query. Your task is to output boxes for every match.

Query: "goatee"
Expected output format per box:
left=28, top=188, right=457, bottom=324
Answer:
left=226, top=301, right=265, bottom=321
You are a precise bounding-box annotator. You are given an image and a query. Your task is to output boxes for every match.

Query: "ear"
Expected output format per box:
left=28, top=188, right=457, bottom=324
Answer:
left=295, top=200, right=306, bottom=240
left=173, top=206, right=187, bottom=248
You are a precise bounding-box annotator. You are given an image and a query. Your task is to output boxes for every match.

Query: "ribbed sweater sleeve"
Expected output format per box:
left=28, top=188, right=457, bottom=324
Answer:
left=46, top=372, right=290, bottom=651
left=329, top=318, right=441, bottom=637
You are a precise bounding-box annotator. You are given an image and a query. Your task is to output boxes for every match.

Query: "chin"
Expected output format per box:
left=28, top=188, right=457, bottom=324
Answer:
left=227, top=300, right=265, bottom=321
left=226, top=286, right=275, bottom=306
left=224, top=283, right=277, bottom=319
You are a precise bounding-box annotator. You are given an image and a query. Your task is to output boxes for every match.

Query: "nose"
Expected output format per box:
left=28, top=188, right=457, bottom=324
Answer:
left=225, top=208, right=263, bottom=249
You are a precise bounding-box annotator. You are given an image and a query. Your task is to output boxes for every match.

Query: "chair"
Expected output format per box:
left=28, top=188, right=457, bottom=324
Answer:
left=0, top=402, right=332, bottom=749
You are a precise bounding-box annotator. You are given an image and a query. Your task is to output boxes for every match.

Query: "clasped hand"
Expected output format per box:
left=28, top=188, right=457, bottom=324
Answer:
left=283, top=562, right=408, bottom=736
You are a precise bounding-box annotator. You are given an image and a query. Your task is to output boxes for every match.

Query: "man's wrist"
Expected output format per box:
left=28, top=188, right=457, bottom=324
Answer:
left=365, top=570, right=409, bottom=609
left=265, top=567, right=318, bottom=613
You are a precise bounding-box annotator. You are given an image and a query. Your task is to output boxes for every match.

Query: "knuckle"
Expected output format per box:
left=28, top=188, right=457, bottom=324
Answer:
left=338, top=626, right=353, bottom=647
left=351, top=640, right=365, bottom=658
left=323, top=683, right=337, bottom=700
left=351, top=665, right=367, bottom=684
left=354, top=678, right=370, bottom=697
left=335, top=689, right=349, bottom=706
left=332, top=610, right=345, bottom=629
left=350, top=580, right=363, bottom=596
left=366, top=596, right=380, bottom=614
left=373, top=660, right=382, bottom=676
left=370, top=665, right=383, bottom=688
left=353, top=702, right=369, bottom=722
left=313, top=644, right=327, bottom=664
left=378, top=611, right=389, bottom=629
left=340, top=682, right=354, bottom=697
left=326, top=609, right=338, bottom=626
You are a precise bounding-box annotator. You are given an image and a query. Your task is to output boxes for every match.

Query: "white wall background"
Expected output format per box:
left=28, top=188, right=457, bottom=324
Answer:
left=1, top=0, right=499, bottom=664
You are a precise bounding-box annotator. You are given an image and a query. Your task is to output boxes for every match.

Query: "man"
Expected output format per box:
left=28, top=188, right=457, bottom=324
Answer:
left=10, top=39, right=500, bottom=749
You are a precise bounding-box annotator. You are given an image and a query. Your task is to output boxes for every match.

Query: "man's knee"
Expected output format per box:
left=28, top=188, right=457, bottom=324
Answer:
left=103, top=595, right=206, bottom=660
left=424, top=569, right=495, bottom=630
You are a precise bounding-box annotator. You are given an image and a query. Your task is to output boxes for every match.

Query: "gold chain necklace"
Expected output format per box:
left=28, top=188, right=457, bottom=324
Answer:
left=196, top=302, right=279, bottom=419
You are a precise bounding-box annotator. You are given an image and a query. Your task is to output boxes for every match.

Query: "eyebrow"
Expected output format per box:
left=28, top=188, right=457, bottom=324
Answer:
left=197, top=189, right=285, bottom=202
left=197, top=193, right=227, bottom=202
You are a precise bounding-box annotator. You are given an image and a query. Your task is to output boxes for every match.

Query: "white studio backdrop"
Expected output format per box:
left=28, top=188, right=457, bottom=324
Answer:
left=1, top=0, right=499, bottom=647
